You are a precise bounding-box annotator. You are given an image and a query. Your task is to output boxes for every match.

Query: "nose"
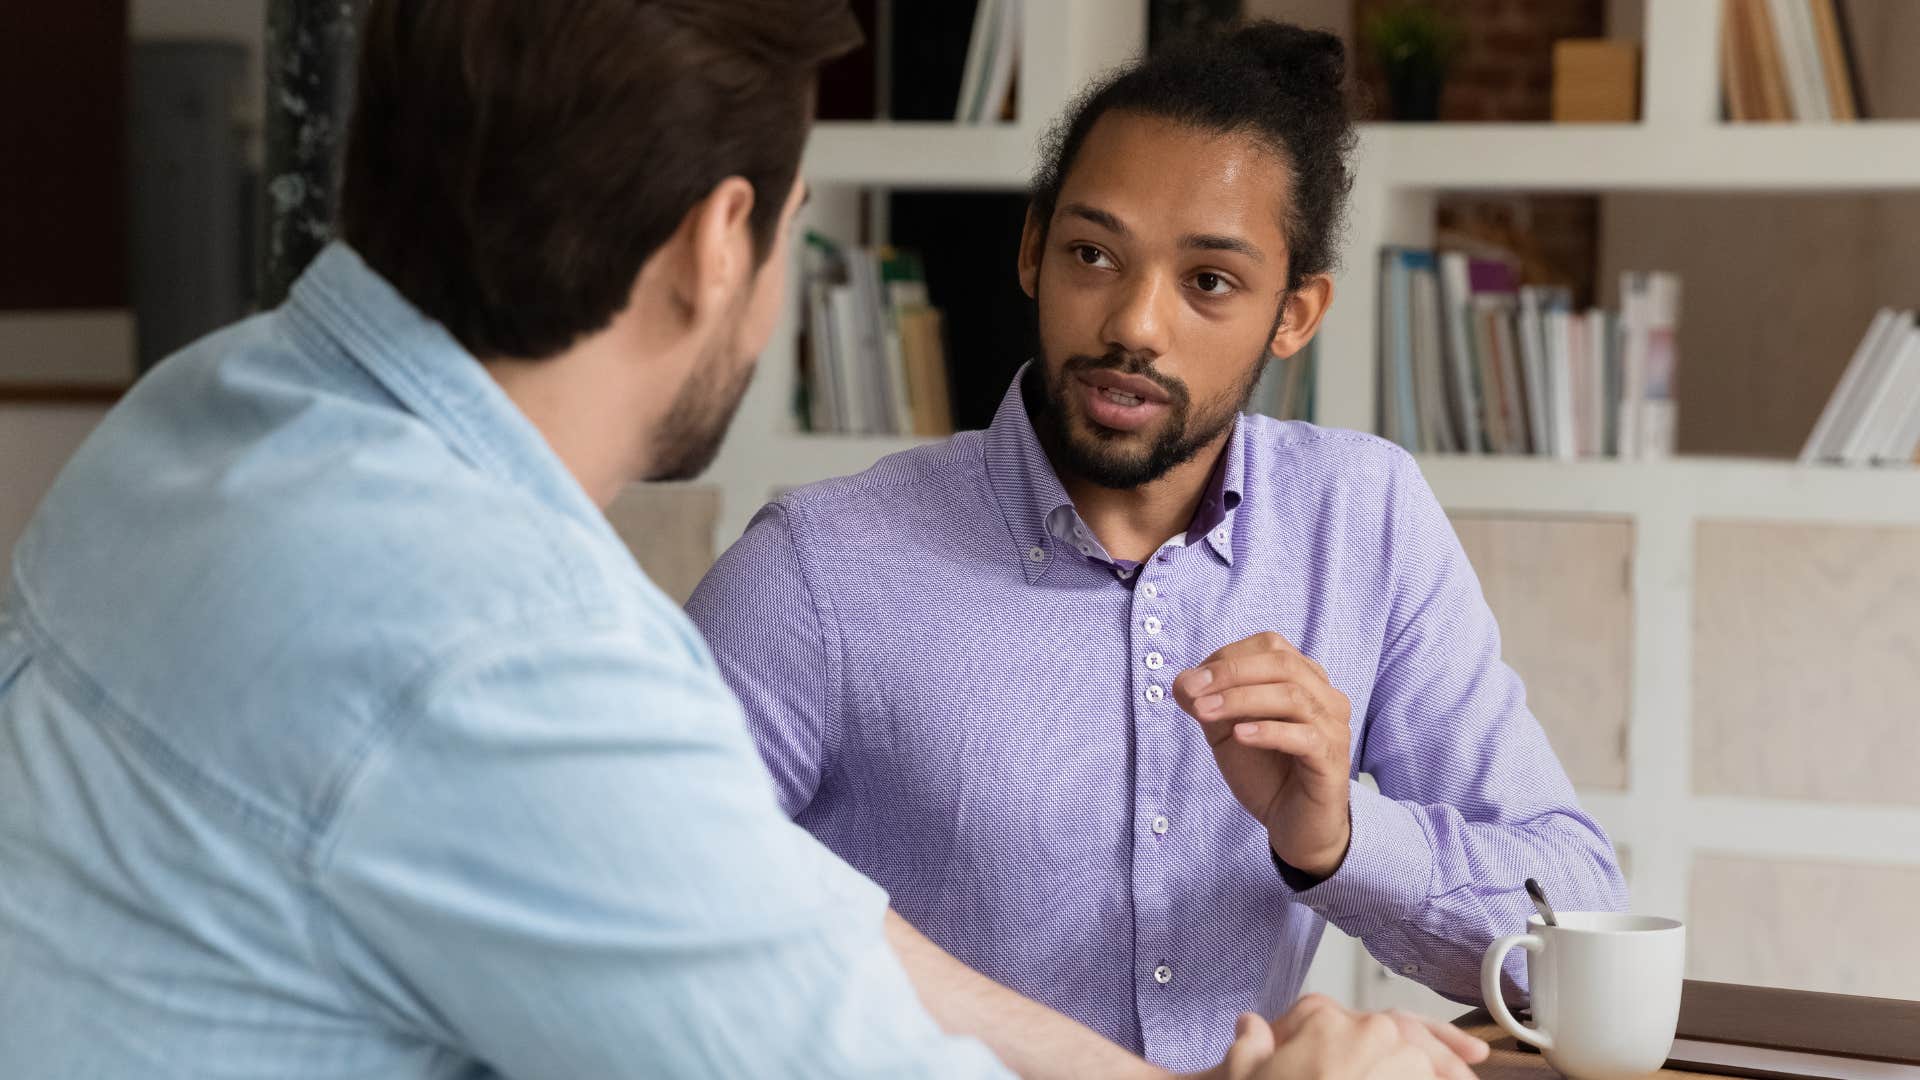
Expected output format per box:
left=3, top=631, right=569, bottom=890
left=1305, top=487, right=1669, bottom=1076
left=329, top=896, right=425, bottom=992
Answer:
left=1100, top=268, right=1173, bottom=363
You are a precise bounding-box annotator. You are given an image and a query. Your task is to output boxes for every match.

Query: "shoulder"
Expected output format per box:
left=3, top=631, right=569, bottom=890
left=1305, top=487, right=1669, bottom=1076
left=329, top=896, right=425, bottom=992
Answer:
left=777, top=431, right=992, bottom=530
left=1240, top=416, right=1418, bottom=495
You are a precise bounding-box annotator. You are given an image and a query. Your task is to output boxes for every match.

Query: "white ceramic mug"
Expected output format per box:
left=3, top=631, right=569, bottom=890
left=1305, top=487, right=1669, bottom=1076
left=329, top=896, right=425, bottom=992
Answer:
left=1480, top=912, right=1687, bottom=1080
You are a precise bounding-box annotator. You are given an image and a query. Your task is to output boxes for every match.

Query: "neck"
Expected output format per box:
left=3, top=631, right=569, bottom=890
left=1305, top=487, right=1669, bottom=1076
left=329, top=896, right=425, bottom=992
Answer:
left=484, top=336, right=663, bottom=508
left=1055, top=431, right=1231, bottom=564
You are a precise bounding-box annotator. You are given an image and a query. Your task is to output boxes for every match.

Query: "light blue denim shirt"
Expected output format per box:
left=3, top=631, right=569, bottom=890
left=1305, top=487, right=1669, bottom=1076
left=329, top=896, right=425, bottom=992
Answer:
left=0, top=243, right=1006, bottom=1079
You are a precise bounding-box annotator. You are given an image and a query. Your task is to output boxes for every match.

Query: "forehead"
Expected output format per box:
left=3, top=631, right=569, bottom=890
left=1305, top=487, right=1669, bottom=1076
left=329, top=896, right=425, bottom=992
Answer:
left=1056, top=110, right=1292, bottom=249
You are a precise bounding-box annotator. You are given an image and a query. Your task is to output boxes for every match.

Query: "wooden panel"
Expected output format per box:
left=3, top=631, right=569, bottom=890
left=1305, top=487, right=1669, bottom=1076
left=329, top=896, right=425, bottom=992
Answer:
left=1694, top=521, right=1920, bottom=805
left=1689, top=854, right=1920, bottom=1000
left=1451, top=513, right=1634, bottom=790
left=603, top=483, right=723, bottom=605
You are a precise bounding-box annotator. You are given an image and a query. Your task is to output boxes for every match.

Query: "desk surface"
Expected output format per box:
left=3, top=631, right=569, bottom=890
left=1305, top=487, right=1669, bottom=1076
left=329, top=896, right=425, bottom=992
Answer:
left=1457, top=1014, right=1720, bottom=1080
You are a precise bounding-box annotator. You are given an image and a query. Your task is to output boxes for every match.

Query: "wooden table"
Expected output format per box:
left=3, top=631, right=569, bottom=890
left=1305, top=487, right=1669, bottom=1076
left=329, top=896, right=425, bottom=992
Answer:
left=1456, top=1013, right=1720, bottom=1080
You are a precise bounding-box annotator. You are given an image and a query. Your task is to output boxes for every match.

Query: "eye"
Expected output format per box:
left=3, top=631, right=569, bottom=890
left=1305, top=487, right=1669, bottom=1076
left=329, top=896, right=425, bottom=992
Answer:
left=1072, top=244, right=1116, bottom=269
left=1192, top=271, right=1234, bottom=296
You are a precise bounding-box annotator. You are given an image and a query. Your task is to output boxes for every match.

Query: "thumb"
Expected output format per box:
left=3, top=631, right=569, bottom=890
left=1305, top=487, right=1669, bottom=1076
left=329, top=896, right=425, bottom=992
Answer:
left=1220, top=1012, right=1277, bottom=1080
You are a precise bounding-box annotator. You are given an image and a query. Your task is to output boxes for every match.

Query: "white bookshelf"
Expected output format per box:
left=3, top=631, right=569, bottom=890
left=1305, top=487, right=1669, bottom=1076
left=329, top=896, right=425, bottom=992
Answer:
left=703, top=0, right=1920, bottom=1017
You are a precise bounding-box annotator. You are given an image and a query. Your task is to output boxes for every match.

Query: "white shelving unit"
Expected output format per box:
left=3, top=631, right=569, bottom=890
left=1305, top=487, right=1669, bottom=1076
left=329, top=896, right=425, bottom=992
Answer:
left=704, top=0, right=1920, bottom=1015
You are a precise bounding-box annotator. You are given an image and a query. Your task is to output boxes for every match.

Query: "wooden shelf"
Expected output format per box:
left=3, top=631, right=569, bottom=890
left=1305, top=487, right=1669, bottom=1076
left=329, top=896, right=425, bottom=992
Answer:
left=802, top=122, right=1038, bottom=189
left=1361, top=121, right=1920, bottom=191
left=1416, top=453, right=1920, bottom=522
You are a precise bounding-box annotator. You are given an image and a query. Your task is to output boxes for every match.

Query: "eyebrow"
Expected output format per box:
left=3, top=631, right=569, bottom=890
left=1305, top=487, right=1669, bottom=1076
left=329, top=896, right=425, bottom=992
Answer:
left=1059, top=202, right=1266, bottom=263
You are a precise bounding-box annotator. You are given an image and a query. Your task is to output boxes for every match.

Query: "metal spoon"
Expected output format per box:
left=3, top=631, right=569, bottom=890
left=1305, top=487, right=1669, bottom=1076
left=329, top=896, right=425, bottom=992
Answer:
left=1524, top=878, right=1559, bottom=927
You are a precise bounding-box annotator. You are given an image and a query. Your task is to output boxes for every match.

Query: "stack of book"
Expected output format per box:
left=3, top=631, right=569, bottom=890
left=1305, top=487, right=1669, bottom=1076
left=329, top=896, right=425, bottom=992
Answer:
left=1721, top=0, right=1866, bottom=121
left=799, top=233, right=954, bottom=437
left=1800, top=309, right=1920, bottom=466
left=1377, top=248, right=1681, bottom=460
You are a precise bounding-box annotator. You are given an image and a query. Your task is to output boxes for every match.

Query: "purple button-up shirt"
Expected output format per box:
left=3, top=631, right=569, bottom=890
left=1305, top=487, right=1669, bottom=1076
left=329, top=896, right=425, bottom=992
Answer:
left=688, top=375, right=1626, bottom=1071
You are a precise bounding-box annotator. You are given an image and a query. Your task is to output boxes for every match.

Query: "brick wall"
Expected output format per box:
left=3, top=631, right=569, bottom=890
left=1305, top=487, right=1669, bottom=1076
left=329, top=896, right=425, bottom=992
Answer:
left=1352, top=0, right=1603, bottom=122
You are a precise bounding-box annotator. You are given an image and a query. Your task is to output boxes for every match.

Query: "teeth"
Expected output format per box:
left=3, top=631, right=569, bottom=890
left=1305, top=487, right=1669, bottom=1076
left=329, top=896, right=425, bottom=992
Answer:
left=1101, top=388, right=1144, bottom=407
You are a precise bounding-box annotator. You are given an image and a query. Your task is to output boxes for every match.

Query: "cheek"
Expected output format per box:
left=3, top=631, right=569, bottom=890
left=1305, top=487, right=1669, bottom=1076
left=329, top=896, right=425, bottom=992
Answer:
left=737, top=260, right=787, bottom=355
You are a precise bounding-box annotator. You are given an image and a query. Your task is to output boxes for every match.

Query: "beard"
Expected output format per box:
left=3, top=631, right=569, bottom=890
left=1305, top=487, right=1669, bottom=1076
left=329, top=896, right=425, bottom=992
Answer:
left=1027, top=343, right=1270, bottom=491
left=644, top=292, right=760, bottom=482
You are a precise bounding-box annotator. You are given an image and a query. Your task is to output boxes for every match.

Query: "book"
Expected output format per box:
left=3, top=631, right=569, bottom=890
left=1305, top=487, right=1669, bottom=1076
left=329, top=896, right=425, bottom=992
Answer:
left=954, top=0, right=999, bottom=123
left=1832, top=311, right=1915, bottom=464
left=1544, top=306, right=1577, bottom=460
left=1409, top=257, right=1458, bottom=452
left=1831, top=0, right=1871, bottom=119
left=1746, top=0, right=1794, bottom=120
left=1801, top=308, right=1900, bottom=462
left=1615, top=271, right=1680, bottom=460
left=1669, top=980, right=1920, bottom=1075
left=1766, top=0, right=1826, bottom=121
left=1847, top=326, right=1920, bottom=466
left=1639, top=272, right=1681, bottom=459
left=955, top=0, right=1019, bottom=124
left=1722, top=0, right=1755, bottom=121
left=1808, top=0, right=1858, bottom=121
left=1438, top=252, right=1486, bottom=454
left=1379, top=248, right=1421, bottom=451
left=1517, top=287, right=1553, bottom=456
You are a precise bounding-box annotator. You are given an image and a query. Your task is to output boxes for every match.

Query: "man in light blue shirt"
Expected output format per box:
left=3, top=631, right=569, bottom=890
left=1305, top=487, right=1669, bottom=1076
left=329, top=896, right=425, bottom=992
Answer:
left=0, top=2, right=1484, bottom=1078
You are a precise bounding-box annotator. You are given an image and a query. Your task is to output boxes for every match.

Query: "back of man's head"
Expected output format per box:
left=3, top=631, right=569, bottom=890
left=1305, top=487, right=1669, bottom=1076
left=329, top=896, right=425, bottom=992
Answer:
left=337, top=0, right=860, bottom=362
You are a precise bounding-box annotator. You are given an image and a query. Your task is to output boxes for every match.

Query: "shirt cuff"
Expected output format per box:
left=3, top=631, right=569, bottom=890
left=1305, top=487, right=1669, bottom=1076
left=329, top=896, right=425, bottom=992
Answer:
left=1279, top=780, right=1433, bottom=935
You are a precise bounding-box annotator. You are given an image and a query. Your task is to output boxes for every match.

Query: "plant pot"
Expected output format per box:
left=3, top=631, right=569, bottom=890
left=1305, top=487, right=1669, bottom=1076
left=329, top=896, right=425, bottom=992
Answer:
left=1385, top=67, right=1446, bottom=122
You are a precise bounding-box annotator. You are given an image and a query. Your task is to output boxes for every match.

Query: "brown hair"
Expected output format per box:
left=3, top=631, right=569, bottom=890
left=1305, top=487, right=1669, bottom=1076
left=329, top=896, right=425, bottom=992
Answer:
left=338, top=0, right=860, bottom=359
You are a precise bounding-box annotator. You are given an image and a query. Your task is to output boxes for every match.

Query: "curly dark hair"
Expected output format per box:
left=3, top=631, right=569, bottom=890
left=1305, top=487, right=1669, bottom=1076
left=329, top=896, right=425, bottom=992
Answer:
left=1030, top=20, right=1357, bottom=291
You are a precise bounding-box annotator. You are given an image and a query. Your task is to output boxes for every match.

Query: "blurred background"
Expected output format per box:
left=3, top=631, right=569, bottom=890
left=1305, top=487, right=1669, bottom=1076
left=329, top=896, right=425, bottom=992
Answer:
left=5, top=0, right=1917, bottom=1018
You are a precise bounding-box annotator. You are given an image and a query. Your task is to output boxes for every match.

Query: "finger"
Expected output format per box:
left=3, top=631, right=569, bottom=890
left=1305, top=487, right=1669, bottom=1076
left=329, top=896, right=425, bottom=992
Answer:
left=1224, top=719, right=1328, bottom=759
left=1387, top=1012, right=1480, bottom=1080
left=1176, top=646, right=1318, bottom=703
left=1270, top=993, right=1340, bottom=1043
left=1220, top=1012, right=1276, bottom=1080
left=1405, top=1013, right=1490, bottom=1065
left=1203, top=630, right=1301, bottom=664
left=1380, top=1043, right=1442, bottom=1080
left=1186, top=682, right=1319, bottom=726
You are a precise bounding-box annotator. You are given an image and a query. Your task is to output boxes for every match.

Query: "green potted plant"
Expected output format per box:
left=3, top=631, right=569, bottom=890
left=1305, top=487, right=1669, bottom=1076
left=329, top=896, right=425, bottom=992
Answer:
left=1362, top=2, right=1465, bottom=122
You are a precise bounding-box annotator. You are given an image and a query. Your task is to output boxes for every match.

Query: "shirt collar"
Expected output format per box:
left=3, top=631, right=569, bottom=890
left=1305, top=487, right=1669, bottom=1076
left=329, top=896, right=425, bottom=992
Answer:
left=284, top=242, right=615, bottom=542
left=984, top=363, right=1249, bottom=581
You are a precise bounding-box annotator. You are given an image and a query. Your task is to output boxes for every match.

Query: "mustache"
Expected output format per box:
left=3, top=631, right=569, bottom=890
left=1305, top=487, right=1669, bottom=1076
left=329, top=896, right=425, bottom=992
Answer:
left=1060, top=350, right=1189, bottom=405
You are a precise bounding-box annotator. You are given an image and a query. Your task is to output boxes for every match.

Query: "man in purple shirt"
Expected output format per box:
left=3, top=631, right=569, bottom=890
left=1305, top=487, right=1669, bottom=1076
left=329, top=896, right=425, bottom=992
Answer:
left=689, top=21, right=1627, bottom=1074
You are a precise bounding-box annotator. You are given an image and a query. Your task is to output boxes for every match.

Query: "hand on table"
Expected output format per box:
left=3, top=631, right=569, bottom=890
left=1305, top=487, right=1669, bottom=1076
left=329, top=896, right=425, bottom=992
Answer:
left=1192, top=996, right=1489, bottom=1080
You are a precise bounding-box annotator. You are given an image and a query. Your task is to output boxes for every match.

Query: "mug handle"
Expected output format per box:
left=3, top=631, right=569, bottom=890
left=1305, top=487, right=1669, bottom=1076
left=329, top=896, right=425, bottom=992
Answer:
left=1482, top=934, right=1555, bottom=1052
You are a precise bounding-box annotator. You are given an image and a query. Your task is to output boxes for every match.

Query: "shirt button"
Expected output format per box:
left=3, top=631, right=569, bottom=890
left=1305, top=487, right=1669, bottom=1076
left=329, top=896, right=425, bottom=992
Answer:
left=1153, top=965, right=1173, bottom=985
left=1141, top=583, right=1158, bottom=599
left=1144, top=652, right=1163, bottom=670
left=1116, top=567, right=1135, bottom=580
left=1144, top=685, right=1164, bottom=703
left=1078, top=544, right=1093, bottom=556
left=1143, top=616, right=1161, bottom=635
left=1026, top=546, right=1047, bottom=563
left=1400, top=962, right=1419, bottom=976
left=1151, top=815, right=1169, bottom=835
left=1213, top=529, right=1229, bottom=544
